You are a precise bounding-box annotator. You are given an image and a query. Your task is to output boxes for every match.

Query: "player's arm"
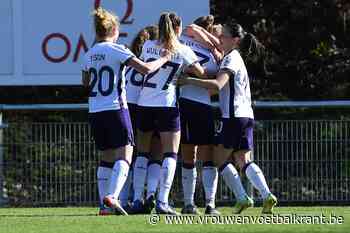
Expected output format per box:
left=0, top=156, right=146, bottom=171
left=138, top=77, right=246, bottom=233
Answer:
left=186, top=24, right=223, bottom=61
left=186, top=24, right=215, bottom=50
left=126, top=50, right=171, bottom=75
left=179, top=70, right=231, bottom=91
left=188, top=24, right=221, bottom=49
left=81, top=70, right=90, bottom=88
left=184, top=62, right=216, bottom=79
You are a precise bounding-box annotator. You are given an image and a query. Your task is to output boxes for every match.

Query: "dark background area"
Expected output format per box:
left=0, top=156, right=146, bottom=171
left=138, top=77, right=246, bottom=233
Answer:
left=0, top=0, right=349, bottom=120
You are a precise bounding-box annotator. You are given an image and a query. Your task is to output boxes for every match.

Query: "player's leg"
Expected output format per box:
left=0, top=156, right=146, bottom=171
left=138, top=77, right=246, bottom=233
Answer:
left=100, top=109, right=134, bottom=215
left=103, top=146, right=133, bottom=215
left=156, top=107, right=181, bottom=215
left=180, top=144, right=199, bottom=214
left=144, top=133, right=162, bottom=213
left=90, top=110, right=132, bottom=216
left=233, top=119, right=277, bottom=214
left=119, top=168, right=132, bottom=210
left=197, top=105, right=219, bottom=214
left=215, top=118, right=253, bottom=214
left=198, top=145, right=219, bottom=215
left=119, top=103, right=138, bottom=210
left=130, top=106, right=154, bottom=214
left=179, top=99, right=200, bottom=214
left=97, top=153, right=115, bottom=216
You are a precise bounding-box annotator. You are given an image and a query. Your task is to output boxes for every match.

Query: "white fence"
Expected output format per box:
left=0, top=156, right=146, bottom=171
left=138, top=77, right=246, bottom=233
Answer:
left=0, top=101, right=349, bottom=206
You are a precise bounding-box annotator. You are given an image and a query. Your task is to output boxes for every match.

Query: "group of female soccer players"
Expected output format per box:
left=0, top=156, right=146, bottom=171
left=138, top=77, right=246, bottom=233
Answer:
left=82, top=7, right=277, bottom=216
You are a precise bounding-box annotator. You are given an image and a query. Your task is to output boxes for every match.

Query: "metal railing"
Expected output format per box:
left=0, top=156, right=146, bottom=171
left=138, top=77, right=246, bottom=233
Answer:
left=0, top=101, right=349, bottom=206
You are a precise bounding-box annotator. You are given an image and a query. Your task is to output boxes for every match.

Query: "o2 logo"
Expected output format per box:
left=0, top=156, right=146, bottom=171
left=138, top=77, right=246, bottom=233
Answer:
left=42, top=0, right=134, bottom=63
left=95, top=0, right=134, bottom=24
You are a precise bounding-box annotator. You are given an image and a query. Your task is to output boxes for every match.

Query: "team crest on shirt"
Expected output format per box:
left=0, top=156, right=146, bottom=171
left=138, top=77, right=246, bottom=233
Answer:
left=223, top=56, right=231, bottom=67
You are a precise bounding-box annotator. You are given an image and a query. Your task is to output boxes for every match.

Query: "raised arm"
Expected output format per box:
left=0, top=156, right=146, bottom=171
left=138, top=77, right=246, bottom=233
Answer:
left=186, top=25, right=223, bottom=62
left=187, top=24, right=222, bottom=49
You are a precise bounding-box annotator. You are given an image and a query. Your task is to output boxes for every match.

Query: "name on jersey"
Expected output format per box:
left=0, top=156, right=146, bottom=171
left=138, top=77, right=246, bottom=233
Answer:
left=90, top=54, right=106, bottom=62
left=180, top=39, right=206, bottom=51
left=146, top=47, right=180, bottom=60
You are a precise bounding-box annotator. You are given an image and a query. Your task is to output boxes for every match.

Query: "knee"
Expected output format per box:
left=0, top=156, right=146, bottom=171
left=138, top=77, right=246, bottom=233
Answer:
left=181, top=146, right=196, bottom=164
left=234, top=151, right=252, bottom=170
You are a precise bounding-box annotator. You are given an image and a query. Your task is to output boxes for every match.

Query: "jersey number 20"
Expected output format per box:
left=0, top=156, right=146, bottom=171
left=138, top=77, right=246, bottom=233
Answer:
left=89, top=66, right=121, bottom=97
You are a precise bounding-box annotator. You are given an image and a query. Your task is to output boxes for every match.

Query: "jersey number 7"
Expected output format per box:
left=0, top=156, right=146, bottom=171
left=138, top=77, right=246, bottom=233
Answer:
left=143, top=58, right=180, bottom=90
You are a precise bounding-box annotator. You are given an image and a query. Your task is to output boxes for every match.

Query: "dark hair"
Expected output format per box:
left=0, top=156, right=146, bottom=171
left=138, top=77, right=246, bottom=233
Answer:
left=240, top=33, right=268, bottom=77
left=224, top=21, right=246, bottom=39
left=193, top=15, right=214, bottom=32
left=158, top=12, right=182, bottom=52
left=130, top=25, right=158, bottom=57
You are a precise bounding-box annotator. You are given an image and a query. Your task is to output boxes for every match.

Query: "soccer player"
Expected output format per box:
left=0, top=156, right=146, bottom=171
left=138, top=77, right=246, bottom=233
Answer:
left=124, top=26, right=163, bottom=214
left=82, top=7, right=171, bottom=216
left=179, top=21, right=278, bottom=214
left=178, top=15, right=220, bottom=215
left=136, top=12, right=208, bottom=215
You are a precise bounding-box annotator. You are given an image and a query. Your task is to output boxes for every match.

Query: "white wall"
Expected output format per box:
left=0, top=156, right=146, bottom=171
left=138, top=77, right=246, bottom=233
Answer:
left=1, top=0, right=209, bottom=86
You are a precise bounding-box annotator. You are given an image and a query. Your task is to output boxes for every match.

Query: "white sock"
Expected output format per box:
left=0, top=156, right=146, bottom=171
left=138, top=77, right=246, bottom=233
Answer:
left=182, top=166, right=197, bottom=206
left=132, top=156, right=149, bottom=202
left=97, top=166, right=112, bottom=206
left=158, top=156, right=177, bottom=204
left=108, top=160, right=130, bottom=199
left=245, top=163, right=271, bottom=199
left=146, top=161, right=161, bottom=198
left=202, top=166, right=218, bottom=208
left=119, top=169, right=132, bottom=206
left=220, top=163, right=247, bottom=201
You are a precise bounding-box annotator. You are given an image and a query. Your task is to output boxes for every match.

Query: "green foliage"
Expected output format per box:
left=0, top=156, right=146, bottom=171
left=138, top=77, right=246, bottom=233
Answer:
left=211, top=0, right=350, bottom=101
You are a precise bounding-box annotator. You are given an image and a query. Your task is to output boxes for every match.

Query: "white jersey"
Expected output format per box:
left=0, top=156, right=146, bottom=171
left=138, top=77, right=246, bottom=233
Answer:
left=125, top=67, right=143, bottom=104
left=137, top=40, right=198, bottom=107
left=179, top=35, right=218, bottom=105
left=82, top=42, right=134, bottom=113
left=219, top=49, right=254, bottom=119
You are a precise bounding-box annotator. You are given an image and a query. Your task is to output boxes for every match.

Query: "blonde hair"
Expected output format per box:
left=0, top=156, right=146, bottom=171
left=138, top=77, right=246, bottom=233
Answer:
left=158, top=12, right=181, bottom=52
left=92, top=7, right=119, bottom=39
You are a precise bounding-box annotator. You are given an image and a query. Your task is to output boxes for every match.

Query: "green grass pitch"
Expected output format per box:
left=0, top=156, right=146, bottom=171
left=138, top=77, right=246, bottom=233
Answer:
left=0, top=207, right=349, bottom=233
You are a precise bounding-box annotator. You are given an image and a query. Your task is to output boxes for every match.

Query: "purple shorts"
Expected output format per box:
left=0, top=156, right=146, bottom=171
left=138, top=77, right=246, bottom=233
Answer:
left=179, top=98, right=215, bottom=145
left=137, top=106, right=180, bottom=132
left=88, top=109, right=134, bottom=151
left=215, top=117, right=254, bottom=151
left=128, top=103, right=138, bottom=134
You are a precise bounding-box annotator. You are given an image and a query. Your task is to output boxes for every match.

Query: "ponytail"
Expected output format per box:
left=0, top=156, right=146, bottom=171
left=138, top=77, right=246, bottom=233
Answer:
left=158, top=12, right=181, bottom=52
left=240, top=33, right=265, bottom=65
left=240, top=33, right=268, bottom=77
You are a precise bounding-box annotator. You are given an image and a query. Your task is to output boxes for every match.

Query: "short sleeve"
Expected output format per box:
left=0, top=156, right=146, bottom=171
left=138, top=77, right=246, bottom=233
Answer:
left=112, top=44, right=135, bottom=64
left=220, top=51, right=240, bottom=74
left=181, top=45, right=198, bottom=67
